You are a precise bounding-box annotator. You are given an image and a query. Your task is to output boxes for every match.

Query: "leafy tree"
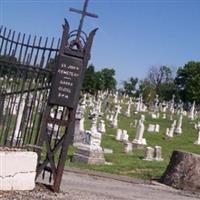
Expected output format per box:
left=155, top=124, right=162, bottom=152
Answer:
left=147, top=65, right=173, bottom=93
left=46, top=57, right=58, bottom=71
left=0, top=55, right=17, bottom=63
left=0, top=55, right=18, bottom=76
left=95, top=71, right=105, bottom=91
left=138, top=78, right=155, bottom=103
left=140, top=65, right=175, bottom=101
left=122, top=77, right=138, bottom=96
left=175, top=61, right=200, bottom=104
left=82, top=64, right=97, bottom=94
left=82, top=65, right=117, bottom=94
left=100, top=68, right=116, bottom=91
left=158, top=82, right=177, bottom=101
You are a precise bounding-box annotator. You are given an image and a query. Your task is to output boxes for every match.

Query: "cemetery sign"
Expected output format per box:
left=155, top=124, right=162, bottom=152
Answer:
left=49, top=0, right=98, bottom=108
left=49, top=55, right=83, bottom=108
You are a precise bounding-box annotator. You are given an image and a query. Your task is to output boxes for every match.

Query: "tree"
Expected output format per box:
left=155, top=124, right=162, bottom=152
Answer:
left=0, top=55, right=17, bottom=63
left=82, top=65, right=117, bottom=94
left=95, top=71, right=105, bottom=91
left=143, top=65, right=175, bottom=101
left=158, top=82, right=177, bottom=101
left=122, top=77, right=138, bottom=96
left=100, top=68, right=116, bottom=91
left=138, top=78, right=155, bottom=103
left=82, top=64, right=96, bottom=94
left=175, top=61, right=200, bottom=104
left=147, top=65, right=173, bottom=93
left=0, top=55, right=18, bottom=77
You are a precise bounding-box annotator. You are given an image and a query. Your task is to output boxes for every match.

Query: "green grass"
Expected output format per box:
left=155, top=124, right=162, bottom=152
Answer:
left=65, top=104, right=200, bottom=181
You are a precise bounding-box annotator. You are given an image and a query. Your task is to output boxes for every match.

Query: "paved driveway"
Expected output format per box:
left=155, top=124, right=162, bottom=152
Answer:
left=59, top=168, right=200, bottom=200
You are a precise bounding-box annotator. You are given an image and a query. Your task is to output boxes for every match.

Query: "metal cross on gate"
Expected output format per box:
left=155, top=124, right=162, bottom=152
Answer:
left=69, top=0, right=98, bottom=42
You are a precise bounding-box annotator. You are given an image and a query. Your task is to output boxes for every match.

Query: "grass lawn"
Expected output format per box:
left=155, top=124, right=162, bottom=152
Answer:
left=65, top=103, right=200, bottom=181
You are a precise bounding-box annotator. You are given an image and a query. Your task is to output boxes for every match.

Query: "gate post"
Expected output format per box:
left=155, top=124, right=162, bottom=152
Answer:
left=50, top=19, right=98, bottom=192
left=36, top=0, right=98, bottom=192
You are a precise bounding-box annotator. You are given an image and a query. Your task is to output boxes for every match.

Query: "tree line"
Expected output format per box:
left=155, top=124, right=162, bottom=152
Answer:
left=83, top=61, right=200, bottom=104
left=1, top=55, right=199, bottom=104
left=82, top=64, right=117, bottom=94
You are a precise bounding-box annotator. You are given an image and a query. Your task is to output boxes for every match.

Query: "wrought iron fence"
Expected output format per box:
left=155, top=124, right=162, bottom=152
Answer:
left=0, top=26, right=61, bottom=149
left=0, top=0, right=98, bottom=191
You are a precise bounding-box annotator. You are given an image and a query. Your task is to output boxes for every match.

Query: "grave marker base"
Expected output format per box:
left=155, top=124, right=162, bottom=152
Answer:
left=72, top=147, right=105, bottom=164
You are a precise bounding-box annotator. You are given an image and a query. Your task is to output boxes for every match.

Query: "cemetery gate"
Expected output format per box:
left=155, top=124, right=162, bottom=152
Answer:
left=0, top=0, right=98, bottom=192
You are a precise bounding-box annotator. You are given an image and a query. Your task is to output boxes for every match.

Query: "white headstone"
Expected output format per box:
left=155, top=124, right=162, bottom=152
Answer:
left=155, top=124, right=160, bottom=133
left=151, top=113, right=157, bottom=119
left=116, top=129, right=122, bottom=141
left=111, top=104, right=121, bottom=128
left=154, top=146, right=163, bottom=161
left=125, top=100, right=131, bottom=117
left=147, top=124, right=155, bottom=132
left=162, top=113, right=166, bottom=119
left=133, top=119, right=138, bottom=128
left=98, top=120, right=106, bottom=133
left=194, top=124, right=200, bottom=145
left=175, top=112, right=183, bottom=135
left=132, top=118, right=146, bottom=145
left=167, top=120, right=176, bottom=138
left=143, top=147, right=154, bottom=161
left=165, top=128, right=170, bottom=138
left=121, top=130, right=129, bottom=142
left=124, top=142, right=133, bottom=153
left=188, top=101, right=195, bottom=120
left=13, top=94, right=26, bottom=141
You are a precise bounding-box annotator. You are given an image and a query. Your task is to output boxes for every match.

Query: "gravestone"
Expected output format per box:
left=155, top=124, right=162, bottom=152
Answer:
left=147, top=124, right=155, bottom=132
left=194, top=124, right=200, bottom=145
left=175, top=112, right=183, bottom=135
left=124, top=142, right=133, bottom=153
left=116, top=129, right=122, bottom=141
left=121, top=130, right=129, bottom=142
left=98, top=119, right=106, bottom=133
left=166, top=120, right=176, bottom=139
left=154, top=146, right=163, bottom=161
left=13, top=94, right=26, bottom=144
left=72, top=112, right=105, bottom=164
left=155, top=124, right=160, bottom=133
left=188, top=101, right=195, bottom=120
left=147, top=124, right=159, bottom=133
left=73, top=102, right=86, bottom=146
left=111, top=104, right=121, bottom=128
left=132, top=118, right=146, bottom=149
left=143, top=147, right=154, bottom=161
left=153, top=95, right=159, bottom=112
left=162, top=113, right=166, bottom=119
left=125, top=98, right=132, bottom=117
left=169, top=95, right=175, bottom=113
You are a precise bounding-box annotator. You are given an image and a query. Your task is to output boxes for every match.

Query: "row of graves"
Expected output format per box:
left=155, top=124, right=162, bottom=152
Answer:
left=71, top=91, right=200, bottom=166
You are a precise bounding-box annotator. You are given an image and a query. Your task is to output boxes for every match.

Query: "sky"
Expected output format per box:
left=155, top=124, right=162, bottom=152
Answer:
left=0, top=0, right=200, bottom=86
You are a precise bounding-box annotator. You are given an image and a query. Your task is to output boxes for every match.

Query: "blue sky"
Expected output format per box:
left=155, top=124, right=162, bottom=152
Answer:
left=1, top=0, right=200, bottom=86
